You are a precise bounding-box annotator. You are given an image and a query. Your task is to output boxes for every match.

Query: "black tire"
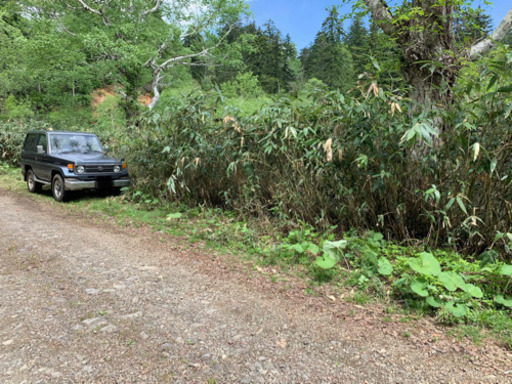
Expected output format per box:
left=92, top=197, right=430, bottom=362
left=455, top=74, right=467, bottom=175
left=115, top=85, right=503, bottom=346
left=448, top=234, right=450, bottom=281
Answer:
left=51, top=174, right=66, bottom=202
left=26, top=169, right=42, bottom=193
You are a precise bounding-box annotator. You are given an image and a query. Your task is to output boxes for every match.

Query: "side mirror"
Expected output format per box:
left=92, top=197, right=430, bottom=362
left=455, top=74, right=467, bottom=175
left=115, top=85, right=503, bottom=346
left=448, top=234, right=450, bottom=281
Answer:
left=103, top=146, right=109, bottom=154
left=36, top=145, right=45, bottom=154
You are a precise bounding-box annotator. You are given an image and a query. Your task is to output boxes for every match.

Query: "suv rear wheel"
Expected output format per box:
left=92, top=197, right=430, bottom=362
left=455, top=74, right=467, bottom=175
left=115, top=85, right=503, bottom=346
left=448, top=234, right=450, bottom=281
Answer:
left=52, top=174, right=66, bottom=202
left=26, top=169, right=42, bottom=193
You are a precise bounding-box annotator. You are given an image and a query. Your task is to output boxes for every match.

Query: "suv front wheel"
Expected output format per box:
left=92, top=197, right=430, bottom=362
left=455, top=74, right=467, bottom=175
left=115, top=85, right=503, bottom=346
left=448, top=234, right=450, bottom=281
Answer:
left=52, top=174, right=66, bottom=202
left=26, top=169, right=42, bottom=193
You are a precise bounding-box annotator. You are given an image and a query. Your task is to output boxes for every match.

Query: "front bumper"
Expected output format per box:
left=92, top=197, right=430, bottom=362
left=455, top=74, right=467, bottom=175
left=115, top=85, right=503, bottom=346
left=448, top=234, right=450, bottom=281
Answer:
left=64, top=177, right=130, bottom=191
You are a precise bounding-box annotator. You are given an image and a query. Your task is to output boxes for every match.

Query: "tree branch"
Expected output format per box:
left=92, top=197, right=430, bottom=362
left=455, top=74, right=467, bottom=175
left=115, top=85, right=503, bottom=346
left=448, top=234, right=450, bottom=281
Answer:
left=58, top=20, right=77, bottom=37
left=470, top=7, right=512, bottom=60
left=141, top=0, right=162, bottom=17
left=363, top=0, right=395, bottom=35
left=76, top=0, right=110, bottom=25
left=76, top=0, right=101, bottom=15
left=146, top=25, right=233, bottom=109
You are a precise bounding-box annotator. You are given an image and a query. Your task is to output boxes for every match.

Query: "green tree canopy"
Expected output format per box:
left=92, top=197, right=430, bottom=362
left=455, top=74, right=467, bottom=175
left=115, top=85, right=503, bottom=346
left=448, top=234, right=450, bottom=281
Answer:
left=301, top=7, right=354, bottom=91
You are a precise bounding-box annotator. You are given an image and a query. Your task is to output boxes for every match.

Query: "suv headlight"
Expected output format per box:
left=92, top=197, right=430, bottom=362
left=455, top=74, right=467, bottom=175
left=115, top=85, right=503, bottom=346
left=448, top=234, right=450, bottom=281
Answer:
left=113, top=165, right=121, bottom=173
left=76, top=165, right=85, bottom=174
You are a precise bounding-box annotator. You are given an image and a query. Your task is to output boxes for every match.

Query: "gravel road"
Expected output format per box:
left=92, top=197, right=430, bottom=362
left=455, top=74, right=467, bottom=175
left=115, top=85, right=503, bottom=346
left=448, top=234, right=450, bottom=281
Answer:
left=0, top=189, right=510, bottom=383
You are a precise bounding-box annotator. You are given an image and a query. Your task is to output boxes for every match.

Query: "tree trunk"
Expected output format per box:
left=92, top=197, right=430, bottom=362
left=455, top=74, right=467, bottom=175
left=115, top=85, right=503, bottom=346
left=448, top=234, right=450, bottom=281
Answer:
left=363, top=1, right=512, bottom=122
left=401, top=40, right=459, bottom=136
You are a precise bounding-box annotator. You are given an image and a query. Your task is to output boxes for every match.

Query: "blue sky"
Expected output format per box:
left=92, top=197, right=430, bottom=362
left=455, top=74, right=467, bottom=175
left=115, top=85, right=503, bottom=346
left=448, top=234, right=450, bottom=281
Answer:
left=247, top=0, right=511, bottom=51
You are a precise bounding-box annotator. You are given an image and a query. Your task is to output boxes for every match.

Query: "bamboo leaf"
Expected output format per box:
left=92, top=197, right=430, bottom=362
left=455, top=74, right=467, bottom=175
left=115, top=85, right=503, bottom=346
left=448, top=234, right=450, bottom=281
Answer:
left=456, top=196, right=468, bottom=215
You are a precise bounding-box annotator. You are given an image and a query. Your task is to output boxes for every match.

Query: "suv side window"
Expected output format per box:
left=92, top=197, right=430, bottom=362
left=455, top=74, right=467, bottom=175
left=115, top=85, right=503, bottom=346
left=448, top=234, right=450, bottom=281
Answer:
left=24, top=133, right=37, bottom=152
left=37, top=134, right=47, bottom=153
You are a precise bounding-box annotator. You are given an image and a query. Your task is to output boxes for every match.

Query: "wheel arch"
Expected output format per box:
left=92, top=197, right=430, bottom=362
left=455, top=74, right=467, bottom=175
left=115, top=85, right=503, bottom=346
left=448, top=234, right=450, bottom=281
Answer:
left=23, top=165, right=32, bottom=181
left=51, top=169, right=64, bottom=180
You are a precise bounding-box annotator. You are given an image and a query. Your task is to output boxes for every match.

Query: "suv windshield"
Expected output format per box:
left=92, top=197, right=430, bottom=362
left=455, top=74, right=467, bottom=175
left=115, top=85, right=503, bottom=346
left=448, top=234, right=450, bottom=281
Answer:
left=49, top=134, right=103, bottom=155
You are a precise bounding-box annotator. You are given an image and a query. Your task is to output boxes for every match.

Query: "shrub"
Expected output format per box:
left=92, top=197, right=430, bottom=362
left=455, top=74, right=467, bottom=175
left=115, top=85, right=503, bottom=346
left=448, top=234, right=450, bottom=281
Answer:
left=121, top=46, right=512, bottom=257
left=0, top=121, right=51, bottom=165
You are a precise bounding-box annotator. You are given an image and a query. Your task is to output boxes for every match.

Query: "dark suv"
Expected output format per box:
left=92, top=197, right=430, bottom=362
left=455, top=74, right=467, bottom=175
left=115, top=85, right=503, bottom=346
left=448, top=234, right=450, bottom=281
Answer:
left=21, top=131, right=130, bottom=201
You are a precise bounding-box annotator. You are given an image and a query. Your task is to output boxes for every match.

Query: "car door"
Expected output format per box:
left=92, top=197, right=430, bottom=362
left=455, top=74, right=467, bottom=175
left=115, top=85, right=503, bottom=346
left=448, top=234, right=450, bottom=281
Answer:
left=33, top=133, right=51, bottom=182
left=22, top=133, right=37, bottom=170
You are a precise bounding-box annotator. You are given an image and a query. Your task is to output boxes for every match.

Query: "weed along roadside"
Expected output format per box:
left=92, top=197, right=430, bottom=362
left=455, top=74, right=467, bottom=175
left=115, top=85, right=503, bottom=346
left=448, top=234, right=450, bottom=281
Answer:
left=1, top=163, right=512, bottom=357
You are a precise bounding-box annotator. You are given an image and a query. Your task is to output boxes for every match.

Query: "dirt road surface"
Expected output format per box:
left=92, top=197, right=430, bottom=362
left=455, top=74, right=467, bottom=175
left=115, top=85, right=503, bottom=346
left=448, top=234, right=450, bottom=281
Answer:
left=0, top=189, right=510, bottom=383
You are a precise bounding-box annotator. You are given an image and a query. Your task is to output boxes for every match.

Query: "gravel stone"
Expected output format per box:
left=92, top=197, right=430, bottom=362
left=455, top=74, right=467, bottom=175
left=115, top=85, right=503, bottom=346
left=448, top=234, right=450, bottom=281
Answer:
left=99, top=324, right=117, bottom=333
left=81, top=317, right=107, bottom=328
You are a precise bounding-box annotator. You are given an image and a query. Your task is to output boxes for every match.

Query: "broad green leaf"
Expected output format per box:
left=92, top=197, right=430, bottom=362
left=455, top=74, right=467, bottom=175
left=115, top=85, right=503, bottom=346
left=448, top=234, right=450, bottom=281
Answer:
left=426, top=296, right=442, bottom=308
left=462, top=283, right=483, bottom=298
left=315, top=255, right=336, bottom=269
left=494, top=295, right=512, bottom=308
left=499, top=264, right=512, bottom=277
left=437, top=271, right=458, bottom=291
left=307, top=243, right=321, bottom=255
left=410, top=279, right=429, bottom=297
left=444, top=302, right=469, bottom=318
left=371, top=58, right=381, bottom=71
left=437, top=271, right=465, bottom=292
left=166, top=212, right=183, bottom=219
left=322, top=240, right=347, bottom=260
left=290, top=243, right=306, bottom=253
left=486, top=75, right=498, bottom=91
left=408, top=252, right=441, bottom=276
left=377, top=257, right=393, bottom=276
left=372, top=232, right=384, bottom=242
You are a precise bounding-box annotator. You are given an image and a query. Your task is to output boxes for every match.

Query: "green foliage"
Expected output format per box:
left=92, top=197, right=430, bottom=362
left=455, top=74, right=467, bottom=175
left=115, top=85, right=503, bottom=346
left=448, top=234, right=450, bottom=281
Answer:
left=452, top=6, right=493, bottom=46
left=207, top=20, right=297, bottom=94
left=315, top=240, right=347, bottom=269
left=0, top=0, right=249, bottom=121
left=305, top=229, right=512, bottom=326
left=220, top=72, right=262, bottom=98
left=242, top=21, right=297, bottom=94
left=300, top=8, right=354, bottom=91
left=220, top=95, right=272, bottom=117
left=344, top=16, right=369, bottom=76
left=93, top=94, right=126, bottom=133
left=0, top=120, right=50, bottom=165
left=118, top=46, right=511, bottom=257
left=1, top=95, right=34, bottom=121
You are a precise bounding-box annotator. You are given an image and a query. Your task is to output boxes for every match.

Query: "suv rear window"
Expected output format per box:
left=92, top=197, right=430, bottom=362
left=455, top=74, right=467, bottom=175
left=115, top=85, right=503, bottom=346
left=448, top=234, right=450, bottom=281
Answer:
left=24, top=134, right=37, bottom=152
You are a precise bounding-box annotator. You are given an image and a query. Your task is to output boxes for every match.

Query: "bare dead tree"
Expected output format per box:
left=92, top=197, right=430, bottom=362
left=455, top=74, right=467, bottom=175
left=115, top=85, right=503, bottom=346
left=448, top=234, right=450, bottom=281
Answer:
left=470, top=7, right=512, bottom=59
left=145, top=26, right=233, bottom=109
